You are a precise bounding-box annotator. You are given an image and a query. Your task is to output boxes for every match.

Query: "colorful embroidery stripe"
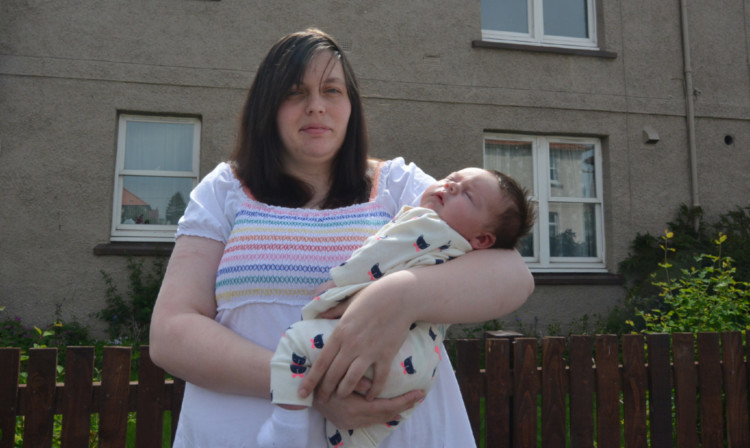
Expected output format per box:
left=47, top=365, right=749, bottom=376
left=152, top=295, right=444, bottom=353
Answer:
left=216, top=288, right=317, bottom=304
left=216, top=263, right=333, bottom=277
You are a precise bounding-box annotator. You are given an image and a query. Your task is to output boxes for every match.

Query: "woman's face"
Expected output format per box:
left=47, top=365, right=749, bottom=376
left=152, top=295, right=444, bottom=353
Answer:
left=276, top=50, right=352, bottom=172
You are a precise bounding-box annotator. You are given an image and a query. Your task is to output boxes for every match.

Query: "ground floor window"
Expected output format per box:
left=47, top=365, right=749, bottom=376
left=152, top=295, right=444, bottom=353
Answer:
left=111, top=114, right=200, bottom=242
left=484, top=133, right=605, bottom=272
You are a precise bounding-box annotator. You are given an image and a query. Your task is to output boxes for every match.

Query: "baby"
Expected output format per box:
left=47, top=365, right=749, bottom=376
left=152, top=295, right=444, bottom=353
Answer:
left=258, top=168, right=534, bottom=448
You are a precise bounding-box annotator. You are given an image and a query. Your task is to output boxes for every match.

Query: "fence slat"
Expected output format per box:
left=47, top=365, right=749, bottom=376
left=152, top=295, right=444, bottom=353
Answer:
left=697, top=332, right=724, bottom=448
left=721, top=331, right=750, bottom=447
left=514, top=338, right=538, bottom=448
left=136, top=346, right=165, bottom=448
left=98, top=347, right=132, bottom=448
left=0, top=348, right=21, bottom=448
left=568, top=335, right=594, bottom=448
left=645, top=333, right=672, bottom=448
left=455, top=339, right=482, bottom=445
left=622, top=334, right=647, bottom=448
left=60, top=347, right=94, bottom=448
left=22, top=348, right=58, bottom=448
left=673, top=333, right=699, bottom=448
left=542, top=337, right=566, bottom=448
left=485, top=338, right=512, bottom=448
left=595, top=335, right=620, bottom=448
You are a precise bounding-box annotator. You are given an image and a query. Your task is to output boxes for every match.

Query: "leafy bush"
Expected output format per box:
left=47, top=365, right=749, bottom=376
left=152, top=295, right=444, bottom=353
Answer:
left=94, top=257, right=167, bottom=345
left=608, top=204, right=750, bottom=334
left=628, top=232, right=750, bottom=333
left=0, top=316, right=92, bottom=351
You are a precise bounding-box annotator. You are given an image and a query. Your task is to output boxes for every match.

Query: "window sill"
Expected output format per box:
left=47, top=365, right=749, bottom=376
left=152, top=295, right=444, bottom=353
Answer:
left=472, top=40, right=618, bottom=59
left=94, top=242, right=175, bottom=256
left=532, top=272, right=624, bottom=285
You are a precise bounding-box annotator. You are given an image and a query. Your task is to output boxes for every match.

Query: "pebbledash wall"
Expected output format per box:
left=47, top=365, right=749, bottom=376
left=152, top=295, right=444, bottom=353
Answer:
left=1, top=1, right=748, bottom=336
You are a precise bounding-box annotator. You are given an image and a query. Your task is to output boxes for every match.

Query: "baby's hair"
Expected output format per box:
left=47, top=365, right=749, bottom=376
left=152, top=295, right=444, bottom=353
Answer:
left=486, top=170, right=535, bottom=249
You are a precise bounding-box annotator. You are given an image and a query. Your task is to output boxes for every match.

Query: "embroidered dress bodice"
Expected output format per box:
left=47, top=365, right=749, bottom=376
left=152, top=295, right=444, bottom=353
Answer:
left=215, top=198, right=392, bottom=312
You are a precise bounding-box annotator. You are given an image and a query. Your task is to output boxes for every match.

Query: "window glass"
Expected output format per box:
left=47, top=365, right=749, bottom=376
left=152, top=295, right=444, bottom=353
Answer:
left=121, top=176, right=193, bottom=225
left=482, top=0, right=528, bottom=34
left=543, top=0, right=589, bottom=38
left=549, top=142, right=596, bottom=198
left=124, top=121, right=195, bottom=171
left=548, top=202, right=597, bottom=257
left=484, top=139, right=534, bottom=195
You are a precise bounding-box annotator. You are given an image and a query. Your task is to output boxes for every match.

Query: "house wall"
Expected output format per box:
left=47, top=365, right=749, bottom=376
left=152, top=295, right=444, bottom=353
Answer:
left=1, top=0, right=748, bottom=336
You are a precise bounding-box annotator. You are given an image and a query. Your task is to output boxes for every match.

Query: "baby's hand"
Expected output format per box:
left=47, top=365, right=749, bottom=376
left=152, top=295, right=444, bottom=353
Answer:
left=312, top=280, right=336, bottom=297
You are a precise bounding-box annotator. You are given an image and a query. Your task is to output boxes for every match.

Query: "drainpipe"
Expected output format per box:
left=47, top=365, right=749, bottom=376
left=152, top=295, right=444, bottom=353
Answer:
left=679, top=0, right=701, bottom=231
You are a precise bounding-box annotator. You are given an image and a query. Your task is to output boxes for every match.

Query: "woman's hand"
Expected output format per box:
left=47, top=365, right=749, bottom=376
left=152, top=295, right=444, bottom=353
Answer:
left=300, top=270, right=417, bottom=402
left=314, top=388, right=425, bottom=430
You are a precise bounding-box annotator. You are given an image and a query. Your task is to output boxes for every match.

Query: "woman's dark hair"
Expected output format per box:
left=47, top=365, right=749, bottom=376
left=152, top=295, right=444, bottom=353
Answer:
left=230, top=28, right=370, bottom=209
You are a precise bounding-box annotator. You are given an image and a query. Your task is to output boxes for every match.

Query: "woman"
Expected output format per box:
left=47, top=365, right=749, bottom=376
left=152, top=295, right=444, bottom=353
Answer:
left=150, top=28, right=533, bottom=447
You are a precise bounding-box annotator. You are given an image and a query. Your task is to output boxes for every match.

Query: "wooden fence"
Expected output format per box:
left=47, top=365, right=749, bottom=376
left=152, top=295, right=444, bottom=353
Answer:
left=1, top=332, right=749, bottom=447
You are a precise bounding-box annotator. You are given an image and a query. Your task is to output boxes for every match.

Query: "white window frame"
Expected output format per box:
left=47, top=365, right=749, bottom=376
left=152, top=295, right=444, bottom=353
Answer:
left=484, top=133, right=606, bottom=272
left=481, top=0, right=598, bottom=50
left=111, top=114, right=200, bottom=242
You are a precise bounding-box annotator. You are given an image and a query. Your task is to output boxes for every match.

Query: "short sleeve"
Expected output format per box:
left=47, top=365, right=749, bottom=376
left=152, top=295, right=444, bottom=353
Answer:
left=375, top=157, right=435, bottom=215
left=176, top=162, right=241, bottom=244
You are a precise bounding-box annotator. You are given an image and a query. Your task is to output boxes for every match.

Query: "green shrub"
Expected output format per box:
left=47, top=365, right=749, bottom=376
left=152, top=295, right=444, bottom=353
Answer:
left=609, top=204, right=750, bottom=334
left=628, top=231, right=750, bottom=333
left=0, top=317, right=92, bottom=351
left=95, top=257, right=167, bottom=345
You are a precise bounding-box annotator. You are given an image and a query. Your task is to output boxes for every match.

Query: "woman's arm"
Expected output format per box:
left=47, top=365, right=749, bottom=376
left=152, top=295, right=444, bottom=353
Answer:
left=149, top=235, right=273, bottom=396
left=299, top=248, right=533, bottom=401
left=149, top=235, right=426, bottom=427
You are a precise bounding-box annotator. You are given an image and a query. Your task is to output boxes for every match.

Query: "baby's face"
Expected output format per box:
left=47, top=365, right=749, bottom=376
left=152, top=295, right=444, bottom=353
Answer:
left=421, top=168, right=505, bottom=248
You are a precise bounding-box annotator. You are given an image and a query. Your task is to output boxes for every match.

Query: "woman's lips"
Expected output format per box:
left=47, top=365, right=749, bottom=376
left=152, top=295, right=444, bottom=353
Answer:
left=301, top=124, right=331, bottom=135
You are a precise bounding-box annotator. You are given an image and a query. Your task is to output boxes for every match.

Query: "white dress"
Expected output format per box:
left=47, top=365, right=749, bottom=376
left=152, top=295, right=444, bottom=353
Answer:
left=172, top=158, right=475, bottom=448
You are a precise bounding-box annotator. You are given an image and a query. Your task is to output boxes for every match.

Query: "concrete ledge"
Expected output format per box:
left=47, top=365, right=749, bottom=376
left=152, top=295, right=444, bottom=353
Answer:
left=93, top=242, right=174, bottom=256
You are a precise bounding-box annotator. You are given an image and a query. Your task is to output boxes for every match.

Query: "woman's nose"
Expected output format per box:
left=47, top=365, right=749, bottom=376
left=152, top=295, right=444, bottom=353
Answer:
left=306, top=94, right=325, bottom=114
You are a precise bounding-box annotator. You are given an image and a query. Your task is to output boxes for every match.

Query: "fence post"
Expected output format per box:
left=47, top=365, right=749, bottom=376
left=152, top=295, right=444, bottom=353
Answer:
left=645, top=333, right=672, bottom=447
left=568, top=335, right=594, bottom=448
left=22, top=348, right=58, bottom=448
left=60, top=346, right=95, bottom=448
left=622, top=334, right=647, bottom=448
left=721, top=331, right=750, bottom=446
left=0, top=348, right=21, bottom=448
left=485, top=337, right=512, bottom=448
left=136, top=346, right=165, bottom=448
left=541, top=337, right=566, bottom=448
left=696, top=332, right=724, bottom=448
left=454, top=339, right=482, bottom=445
left=673, top=333, right=699, bottom=448
left=99, top=346, right=132, bottom=448
left=513, top=338, right=538, bottom=448
left=595, top=335, right=620, bottom=448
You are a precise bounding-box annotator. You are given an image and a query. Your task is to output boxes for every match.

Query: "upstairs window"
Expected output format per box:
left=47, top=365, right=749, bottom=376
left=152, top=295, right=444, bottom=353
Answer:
left=111, top=115, right=200, bottom=242
left=481, top=0, right=597, bottom=49
left=485, top=134, right=605, bottom=272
